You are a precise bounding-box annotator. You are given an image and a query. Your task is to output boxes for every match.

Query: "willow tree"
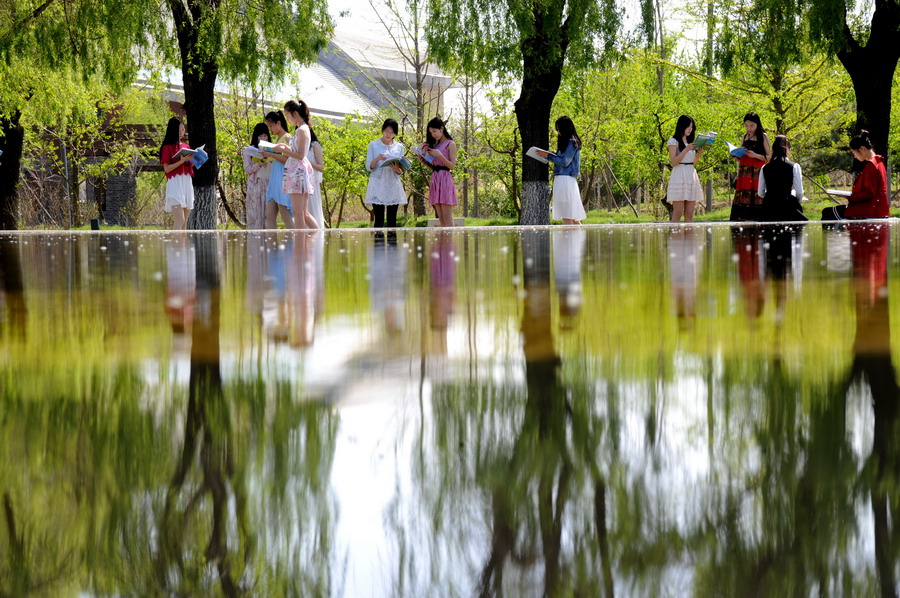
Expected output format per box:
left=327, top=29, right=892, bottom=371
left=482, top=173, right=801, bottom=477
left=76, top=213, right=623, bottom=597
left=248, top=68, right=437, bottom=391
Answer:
left=711, top=0, right=900, bottom=156
left=0, top=0, right=332, bottom=231
left=161, top=0, right=332, bottom=229
left=808, top=0, right=900, bottom=156
left=426, top=0, right=621, bottom=225
left=0, top=0, right=148, bottom=230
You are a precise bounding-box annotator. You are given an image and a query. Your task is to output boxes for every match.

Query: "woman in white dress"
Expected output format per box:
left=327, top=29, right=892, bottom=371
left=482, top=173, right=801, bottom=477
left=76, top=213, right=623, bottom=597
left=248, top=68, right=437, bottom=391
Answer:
left=365, top=118, right=407, bottom=228
left=666, top=114, right=705, bottom=223
left=307, top=128, right=326, bottom=229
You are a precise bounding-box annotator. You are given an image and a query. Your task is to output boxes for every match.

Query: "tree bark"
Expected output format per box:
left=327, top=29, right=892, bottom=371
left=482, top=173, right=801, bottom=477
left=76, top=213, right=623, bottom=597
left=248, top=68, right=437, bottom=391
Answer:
left=836, top=1, right=900, bottom=157
left=514, top=9, right=567, bottom=225
left=0, top=111, right=24, bottom=230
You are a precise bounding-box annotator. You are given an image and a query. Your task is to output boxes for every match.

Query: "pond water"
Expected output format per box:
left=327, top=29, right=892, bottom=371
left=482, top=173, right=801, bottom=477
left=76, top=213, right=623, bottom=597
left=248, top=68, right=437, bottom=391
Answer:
left=1, top=223, right=898, bottom=597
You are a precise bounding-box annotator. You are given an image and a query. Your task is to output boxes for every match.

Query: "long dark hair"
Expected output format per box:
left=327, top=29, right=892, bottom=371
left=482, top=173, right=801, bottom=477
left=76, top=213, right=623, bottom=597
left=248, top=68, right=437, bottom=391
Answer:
left=672, top=115, right=696, bottom=152
left=555, top=116, right=582, bottom=155
left=849, top=129, right=873, bottom=150
left=264, top=111, right=289, bottom=134
left=426, top=117, right=452, bottom=148
left=771, top=135, right=791, bottom=161
left=250, top=123, right=269, bottom=148
left=743, top=111, right=765, bottom=140
left=284, top=100, right=310, bottom=125
left=159, top=117, right=183, bottom=159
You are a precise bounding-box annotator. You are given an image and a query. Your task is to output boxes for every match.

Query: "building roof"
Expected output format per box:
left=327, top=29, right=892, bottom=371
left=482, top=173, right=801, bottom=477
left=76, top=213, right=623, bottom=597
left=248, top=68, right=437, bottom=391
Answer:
left=330, top=30, right=452, bottom=87
left=297, top=62, right=379, bottom=119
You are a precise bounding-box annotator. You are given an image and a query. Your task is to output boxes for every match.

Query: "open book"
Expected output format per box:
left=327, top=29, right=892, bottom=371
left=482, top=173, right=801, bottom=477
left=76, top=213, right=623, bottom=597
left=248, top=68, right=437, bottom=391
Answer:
left=725, top=141, right=747, bottom=158
left=693, top=132, right=717, bottom=149
left=256, top=140, right=283, bottom=154
left=412, top=145, right=435, bottom=164
left=242, top=146, right=270, bottom=162
left=826, top=189, right=852, bottom=198
left=526, top=146, right=557, bottom=164
left=173, top=144, right=208, bottom=169
left=380, top=156, right=412, bottom=171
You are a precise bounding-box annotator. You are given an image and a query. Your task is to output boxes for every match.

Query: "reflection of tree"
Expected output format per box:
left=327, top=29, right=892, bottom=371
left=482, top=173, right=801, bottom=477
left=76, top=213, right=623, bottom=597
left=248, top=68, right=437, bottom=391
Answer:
left=153, top=233, right=253, bottom=595
left=475, top=229, right=612, bottom=597
left=841, top=224, right=899, bottom=598
left=0, top=237, right=26, bottom=339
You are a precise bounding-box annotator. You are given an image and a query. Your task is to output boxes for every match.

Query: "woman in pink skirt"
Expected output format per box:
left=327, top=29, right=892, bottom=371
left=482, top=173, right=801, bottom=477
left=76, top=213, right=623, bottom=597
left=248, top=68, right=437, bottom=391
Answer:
left=417, top=117, right=458, bottom=227
left=276, top=99, right=318, bottom=230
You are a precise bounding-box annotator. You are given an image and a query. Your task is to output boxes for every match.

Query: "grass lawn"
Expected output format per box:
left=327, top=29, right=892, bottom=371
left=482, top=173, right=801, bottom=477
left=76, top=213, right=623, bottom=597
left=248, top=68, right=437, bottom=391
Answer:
left=54, top=197, right=900, bottom=230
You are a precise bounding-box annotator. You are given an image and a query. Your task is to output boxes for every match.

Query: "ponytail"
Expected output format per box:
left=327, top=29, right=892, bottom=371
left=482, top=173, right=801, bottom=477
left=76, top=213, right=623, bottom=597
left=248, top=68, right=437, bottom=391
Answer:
left=849, top=129, right=873, bottom=150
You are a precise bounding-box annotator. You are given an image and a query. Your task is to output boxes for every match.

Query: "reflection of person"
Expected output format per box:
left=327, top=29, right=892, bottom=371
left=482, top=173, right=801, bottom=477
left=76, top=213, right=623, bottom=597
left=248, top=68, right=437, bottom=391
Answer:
left=308, top=129, right=326, bottom=229
left=159, top=117, right=194, bottom=230
left=552, top=227, right=586, bottom=325
left=246, top=232, right=269, bottom=324
left=730, top=112, right=772, bottom=222
left=667, top=227, right=703, bottom=325
left=666, top=115, right=705, bottom=223
left=366, top=119, right=407, bottom=228
left=263, top=111, right=294, bottom=229
left=276, top=100, right=319, bottom=230
left=821, top=130, right=890, bottom=221
left=758, top=135, right=806, bottom=222
left=538, top=116, right=585, bottom=224
left=417, top=117, right=457, bottom=227
left=165, top=236, right=196, bottom=334
left=429, top=231, right=456, bottom=352
left=243, top=123, right=271, bottom=230
left=369, top=232, right=407, bottom=333
left=263, top=233, right=289, bottom=344
left=285, top=232, right=317, bottom=347
left=733, top=229, right=766, bottom=319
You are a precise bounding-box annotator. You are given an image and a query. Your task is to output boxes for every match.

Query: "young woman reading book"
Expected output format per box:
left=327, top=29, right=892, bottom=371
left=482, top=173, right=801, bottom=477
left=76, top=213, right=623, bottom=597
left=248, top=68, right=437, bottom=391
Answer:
left=416, top=117, right=457, bottom=227
left=264, top=111, right=294, bottom=229
left=537, top=116, right=585, bottom=224
left=821, top=130, right=889, bottom=220
left=729, top=112, right=771, bottom=221
left=366, top=118, right=407, bottom=228
left=666, top=115, right=705, bottom=223
left=159, top=117, right=194, bottom=230
left=275, top=100, right=318, bottom=230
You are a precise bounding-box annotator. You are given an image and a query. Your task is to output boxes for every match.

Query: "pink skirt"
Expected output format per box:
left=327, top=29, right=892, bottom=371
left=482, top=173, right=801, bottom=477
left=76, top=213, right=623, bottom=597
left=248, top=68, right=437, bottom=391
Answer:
left=282, top=157, right=315, bottom=195
left=429, top=170, right=458, bottom=206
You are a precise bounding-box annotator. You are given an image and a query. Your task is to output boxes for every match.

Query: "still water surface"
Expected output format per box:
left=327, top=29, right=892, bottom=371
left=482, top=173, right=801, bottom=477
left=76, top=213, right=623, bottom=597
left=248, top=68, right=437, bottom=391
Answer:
left=1, top=224, right=898, bottom=596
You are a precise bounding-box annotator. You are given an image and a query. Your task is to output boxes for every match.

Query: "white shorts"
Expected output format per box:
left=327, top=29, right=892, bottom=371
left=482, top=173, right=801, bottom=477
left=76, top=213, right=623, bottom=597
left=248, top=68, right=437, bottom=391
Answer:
left=164, top=174, right=195, bottom=212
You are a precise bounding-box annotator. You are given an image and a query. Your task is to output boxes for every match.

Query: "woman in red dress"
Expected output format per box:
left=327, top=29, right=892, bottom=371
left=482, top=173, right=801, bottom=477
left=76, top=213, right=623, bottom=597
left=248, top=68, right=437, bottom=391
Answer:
left=729, top=112, right=771, bottom=221
left=822, top=130, right=890, bottom=220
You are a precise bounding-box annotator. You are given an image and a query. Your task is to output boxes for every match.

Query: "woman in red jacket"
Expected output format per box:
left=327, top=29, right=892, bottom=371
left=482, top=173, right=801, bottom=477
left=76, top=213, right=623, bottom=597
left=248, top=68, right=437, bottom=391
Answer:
left=822, top=130, right=890, bottom=220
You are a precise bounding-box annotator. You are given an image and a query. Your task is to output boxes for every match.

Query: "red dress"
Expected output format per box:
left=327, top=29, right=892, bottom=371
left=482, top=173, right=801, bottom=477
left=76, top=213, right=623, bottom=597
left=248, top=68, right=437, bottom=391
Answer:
left=160, top=143, right=195, bottom=179
left=844, top=155, right=889, bottom=219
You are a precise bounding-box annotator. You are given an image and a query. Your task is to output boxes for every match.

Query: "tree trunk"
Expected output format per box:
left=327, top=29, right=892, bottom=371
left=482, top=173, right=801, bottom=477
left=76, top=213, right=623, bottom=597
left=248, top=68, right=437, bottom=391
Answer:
left=836, top=3, right=900, bottom=157
left=514, top=12, right=566, bottom=225
left=0, top=111, right=24, bottom=230
left=185, top=67, right=219, bottom=230
left=170, top=0, right=221, bottom=230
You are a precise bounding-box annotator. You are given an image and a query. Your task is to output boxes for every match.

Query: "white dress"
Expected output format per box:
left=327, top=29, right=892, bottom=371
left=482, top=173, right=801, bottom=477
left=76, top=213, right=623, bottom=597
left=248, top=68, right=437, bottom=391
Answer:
left=308, top=140, right=325, bottom=228
left=365, top=139, right=407, bottom=205
left=666, top=137, right=703, bottom=202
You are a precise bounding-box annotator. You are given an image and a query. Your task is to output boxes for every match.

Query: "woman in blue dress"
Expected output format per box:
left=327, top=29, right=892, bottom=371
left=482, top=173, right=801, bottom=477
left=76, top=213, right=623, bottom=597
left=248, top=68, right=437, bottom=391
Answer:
left=264, top=111, right=294, bottom=228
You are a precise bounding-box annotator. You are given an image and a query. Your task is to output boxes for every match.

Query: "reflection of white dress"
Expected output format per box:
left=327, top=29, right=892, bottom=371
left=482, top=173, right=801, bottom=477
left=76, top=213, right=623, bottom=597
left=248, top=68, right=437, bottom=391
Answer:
left=308, top=140, right=325, bottom=228
left=552, top=228, right=587, bottom=291
left=365, top=139, right=407, bottom=206
left=369, top=239, right=407, bottom=327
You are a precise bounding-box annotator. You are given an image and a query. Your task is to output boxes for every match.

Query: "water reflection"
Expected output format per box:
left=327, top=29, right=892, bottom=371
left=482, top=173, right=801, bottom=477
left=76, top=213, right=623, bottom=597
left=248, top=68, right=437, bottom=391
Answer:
left=1, top=225, right=900, bottom=596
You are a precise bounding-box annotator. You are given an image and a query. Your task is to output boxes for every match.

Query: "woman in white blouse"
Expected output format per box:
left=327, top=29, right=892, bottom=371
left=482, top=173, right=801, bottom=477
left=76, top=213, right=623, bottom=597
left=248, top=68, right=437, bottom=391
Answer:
left=365, top=118, right=407, bottom=228
left=758, top=135, right=807, bottom=222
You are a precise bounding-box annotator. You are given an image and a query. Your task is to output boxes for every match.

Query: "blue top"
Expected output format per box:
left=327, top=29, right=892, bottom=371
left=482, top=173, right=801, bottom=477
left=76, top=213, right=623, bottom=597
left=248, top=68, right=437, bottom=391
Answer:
left=547, top=139, right=580, bottom=177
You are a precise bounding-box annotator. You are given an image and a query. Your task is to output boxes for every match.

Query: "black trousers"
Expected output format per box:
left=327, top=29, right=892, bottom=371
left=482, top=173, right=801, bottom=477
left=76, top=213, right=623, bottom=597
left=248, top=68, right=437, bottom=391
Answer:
left=821, top=205, right=847, bottom=221
left=373, top=204, right=399, bottom=228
